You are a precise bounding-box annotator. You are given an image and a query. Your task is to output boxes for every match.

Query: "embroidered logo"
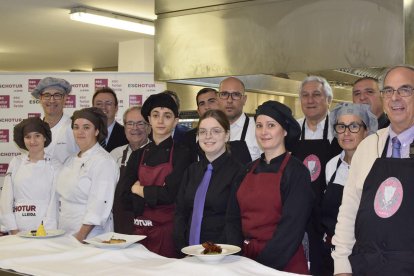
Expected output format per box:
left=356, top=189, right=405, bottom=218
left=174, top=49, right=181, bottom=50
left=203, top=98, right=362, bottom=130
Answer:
left=303, top=154, right=321, bottom=182
left=374, top=177, right=403, bottom=218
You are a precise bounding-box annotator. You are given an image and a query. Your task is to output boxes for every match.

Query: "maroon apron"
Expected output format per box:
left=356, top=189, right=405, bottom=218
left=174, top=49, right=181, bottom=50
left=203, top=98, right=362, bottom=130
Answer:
left=236, top=153, right=309, bottom=274
left=133, top=145, right=177, bottom=258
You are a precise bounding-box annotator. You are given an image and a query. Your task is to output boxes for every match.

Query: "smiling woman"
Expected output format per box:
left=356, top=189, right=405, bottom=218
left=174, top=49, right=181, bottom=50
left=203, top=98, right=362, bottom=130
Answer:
left=174, top=110, right=243, bottom=254
left=0, top=117, right=60, bottom=235
left=56, top=107, right=119, bottom=242
left=226, top=100, right=313, bottom=274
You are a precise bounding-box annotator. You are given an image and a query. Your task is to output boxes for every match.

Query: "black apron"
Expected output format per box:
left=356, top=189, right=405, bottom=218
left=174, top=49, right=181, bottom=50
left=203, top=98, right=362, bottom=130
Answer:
left=349, top=137, right=414, bottom=276
left=113, top=146, right=134, bottom=234
left=320, top=158, right=344, bottom=276
left=227, top=113, right=252, bottom=164
left=291, top=116, right=341, bottom=274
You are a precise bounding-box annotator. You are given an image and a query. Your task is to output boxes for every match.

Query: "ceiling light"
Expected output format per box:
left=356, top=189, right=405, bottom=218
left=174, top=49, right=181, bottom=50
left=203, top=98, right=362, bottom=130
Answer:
left=70, top=7, right=154, bottom=35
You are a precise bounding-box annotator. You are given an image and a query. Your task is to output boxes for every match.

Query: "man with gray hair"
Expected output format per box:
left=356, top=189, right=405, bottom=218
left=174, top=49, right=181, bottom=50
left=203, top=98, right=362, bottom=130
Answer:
left=31, top=77, right=78, bottom=164
left=332, top=65, right=414, bottom=275
left=352, top=77, right=390, bottom=129
left=292, top=76, right=342, bottom=275
left=111, top=106, right=150, bottom=234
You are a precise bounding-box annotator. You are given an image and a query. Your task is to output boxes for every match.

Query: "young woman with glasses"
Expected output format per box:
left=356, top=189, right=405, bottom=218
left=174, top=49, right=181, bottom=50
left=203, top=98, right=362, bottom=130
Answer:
left=320, top=103, right=378, bottom=275
left=174, top=109, right=243, bottom=253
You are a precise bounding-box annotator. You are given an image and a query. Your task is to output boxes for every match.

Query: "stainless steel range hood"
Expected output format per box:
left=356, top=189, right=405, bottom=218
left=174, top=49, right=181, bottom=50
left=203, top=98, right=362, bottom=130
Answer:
left=154, top=0, right=410, bottom=116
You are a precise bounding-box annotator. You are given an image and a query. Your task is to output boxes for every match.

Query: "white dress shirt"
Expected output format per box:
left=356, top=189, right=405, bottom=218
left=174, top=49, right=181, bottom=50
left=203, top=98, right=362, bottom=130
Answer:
left=325, top=151, right=350, bottom=187
left=297, top=115, right=334, bottom=142
left=230, top=113, right=262, bottom=161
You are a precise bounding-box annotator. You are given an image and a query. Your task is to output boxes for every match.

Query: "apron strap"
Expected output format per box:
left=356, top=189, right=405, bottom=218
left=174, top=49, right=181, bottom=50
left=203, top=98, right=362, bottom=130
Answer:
left=120, top=145, right=130, bottom=168
left=327, top=157, right=342, bottom=185
left=381, top=136, right=390, bottom=158
left=240, top=113, right=250, bottom=141
left=300, top=116, right=329, bottom=141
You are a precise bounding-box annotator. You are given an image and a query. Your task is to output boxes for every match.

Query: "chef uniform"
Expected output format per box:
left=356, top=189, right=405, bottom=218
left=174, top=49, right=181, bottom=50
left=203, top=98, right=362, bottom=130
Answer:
left=0, top=117, right=59, bottom=232
left=45, top=113, right=78, bottom=164
left=226, top=101, right=314, bottom=274
left=120, top=93, right=191, bottom=258
left=56, top=108, right=119, bottom=239
left=0, top=154, right=60, bottom=232
left=57, top=143, right=118, bottom=238
left=31, top=77, right=79, bottom=164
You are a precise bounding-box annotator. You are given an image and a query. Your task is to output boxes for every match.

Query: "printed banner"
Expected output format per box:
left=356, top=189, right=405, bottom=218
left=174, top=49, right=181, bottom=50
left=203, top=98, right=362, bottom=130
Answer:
left=0, top=72, right=166, bottom=191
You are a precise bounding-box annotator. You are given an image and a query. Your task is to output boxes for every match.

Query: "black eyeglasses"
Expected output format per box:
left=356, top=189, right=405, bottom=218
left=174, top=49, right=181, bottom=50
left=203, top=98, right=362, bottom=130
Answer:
left=217, top=91, right=243, bottom=100
left=334, top=122, right=366, bottom=134
left=381, top=86, right=414, bottom=98
left=40, top=93, right=64, bottom=100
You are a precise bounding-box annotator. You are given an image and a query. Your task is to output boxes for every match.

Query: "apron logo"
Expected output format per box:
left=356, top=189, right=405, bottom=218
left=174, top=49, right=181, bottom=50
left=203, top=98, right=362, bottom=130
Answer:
left=303, top=154, right=321, bottom=182
left=374, top=177, right=403, bottom=218
left=13, top=205, right=37, bottom=216
left=134, top=218, right=153, bottom=227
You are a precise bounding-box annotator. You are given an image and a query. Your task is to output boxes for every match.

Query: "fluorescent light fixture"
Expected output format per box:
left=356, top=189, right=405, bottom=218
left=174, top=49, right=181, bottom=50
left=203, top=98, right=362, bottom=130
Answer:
left=70, top=7, right=154, bottom=35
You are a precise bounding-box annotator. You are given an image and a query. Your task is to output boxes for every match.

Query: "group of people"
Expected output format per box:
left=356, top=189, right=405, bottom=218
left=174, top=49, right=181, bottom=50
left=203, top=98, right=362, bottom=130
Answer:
left=1, top=64, right=413, bottom=276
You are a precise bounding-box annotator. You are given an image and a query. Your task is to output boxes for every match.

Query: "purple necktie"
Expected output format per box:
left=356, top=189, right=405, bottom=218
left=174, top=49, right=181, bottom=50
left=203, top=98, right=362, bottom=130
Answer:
left=392, top=137, right=401, bottom=158
left=189, top=163, right=213, bottom=245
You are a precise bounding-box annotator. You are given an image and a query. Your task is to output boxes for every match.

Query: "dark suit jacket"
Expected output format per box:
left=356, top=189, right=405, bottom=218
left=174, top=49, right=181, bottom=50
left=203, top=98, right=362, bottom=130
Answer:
left=173, top=124, right=190, bottom=144
left=105, top=121, right=128, bottom=152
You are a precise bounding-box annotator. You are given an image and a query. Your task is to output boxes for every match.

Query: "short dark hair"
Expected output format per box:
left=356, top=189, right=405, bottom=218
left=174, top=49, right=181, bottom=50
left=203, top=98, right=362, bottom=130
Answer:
left=353, top=77, right=378, bottom=86
left=196, top=88, right=217, bottom=106
left=162, top=90, right=180, bottom=110
left=92, top=87, right=119, bottom=106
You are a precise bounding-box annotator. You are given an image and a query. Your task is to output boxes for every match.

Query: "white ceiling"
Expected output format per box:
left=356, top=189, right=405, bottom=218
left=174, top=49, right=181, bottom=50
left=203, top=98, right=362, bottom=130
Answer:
left=0, top=0, right=156, bottom=72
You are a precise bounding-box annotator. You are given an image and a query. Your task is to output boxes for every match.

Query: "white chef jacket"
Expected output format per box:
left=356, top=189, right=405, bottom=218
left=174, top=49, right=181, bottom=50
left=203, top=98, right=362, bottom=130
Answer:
left=56, top=143, right=119, bottom=238
left=45, top=113, right=78, bottom=164
left=0, top=153, right=61, bottom=232
left=230, top=113, right=262, bottom=161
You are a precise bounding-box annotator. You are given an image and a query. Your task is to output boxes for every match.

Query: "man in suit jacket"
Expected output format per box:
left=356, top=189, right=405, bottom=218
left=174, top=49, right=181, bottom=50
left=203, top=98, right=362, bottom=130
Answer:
left=93, top=87, right=128, bottom=152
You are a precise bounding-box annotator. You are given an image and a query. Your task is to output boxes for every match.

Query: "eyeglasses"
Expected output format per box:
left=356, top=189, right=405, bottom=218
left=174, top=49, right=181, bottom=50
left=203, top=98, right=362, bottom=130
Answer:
left=125, top=121, right=148, bottom=129
left=381, top=86, right=414, bottom=98
left=217, top=91, right=243, bottom=100
left=40, top=93, right=64, bottom=100
left=94, top=101, right=115, bottom=108
left=334, top=122, right=366, bottom=134
left=198, top=128, right=225, bottom=137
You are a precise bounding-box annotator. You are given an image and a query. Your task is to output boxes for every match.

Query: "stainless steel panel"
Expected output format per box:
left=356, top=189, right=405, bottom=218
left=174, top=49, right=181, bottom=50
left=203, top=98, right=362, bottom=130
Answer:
left=155, top=0, right=404, bottom=81
left=166, top=75, right=352, bottom=118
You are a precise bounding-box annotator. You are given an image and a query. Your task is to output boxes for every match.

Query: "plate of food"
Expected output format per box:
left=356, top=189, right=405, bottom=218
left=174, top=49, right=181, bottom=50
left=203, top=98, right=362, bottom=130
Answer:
left=181, top=241, right=241, bottom=263
left=84, top=232, right=146, bottom=249
left=17, top=229, right=65, bottom=239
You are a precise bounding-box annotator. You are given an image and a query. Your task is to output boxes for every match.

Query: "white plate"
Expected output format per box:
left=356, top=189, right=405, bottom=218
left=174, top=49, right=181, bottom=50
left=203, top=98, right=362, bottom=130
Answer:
left=181, top=244, right=241, bottom=263
left=17, top=229, right=65, bottom=239
left=84, top=232, right=146, bottom=249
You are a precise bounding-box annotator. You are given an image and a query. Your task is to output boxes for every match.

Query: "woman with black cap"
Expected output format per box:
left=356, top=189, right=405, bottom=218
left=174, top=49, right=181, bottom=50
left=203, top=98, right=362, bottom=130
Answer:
left=0, top=117, right=60, bottom=234
left=56, top=107, right=119, bottom=242
left=120, top=93, right=191, bottom=258
left=226, top=100, right=314, bottom=274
